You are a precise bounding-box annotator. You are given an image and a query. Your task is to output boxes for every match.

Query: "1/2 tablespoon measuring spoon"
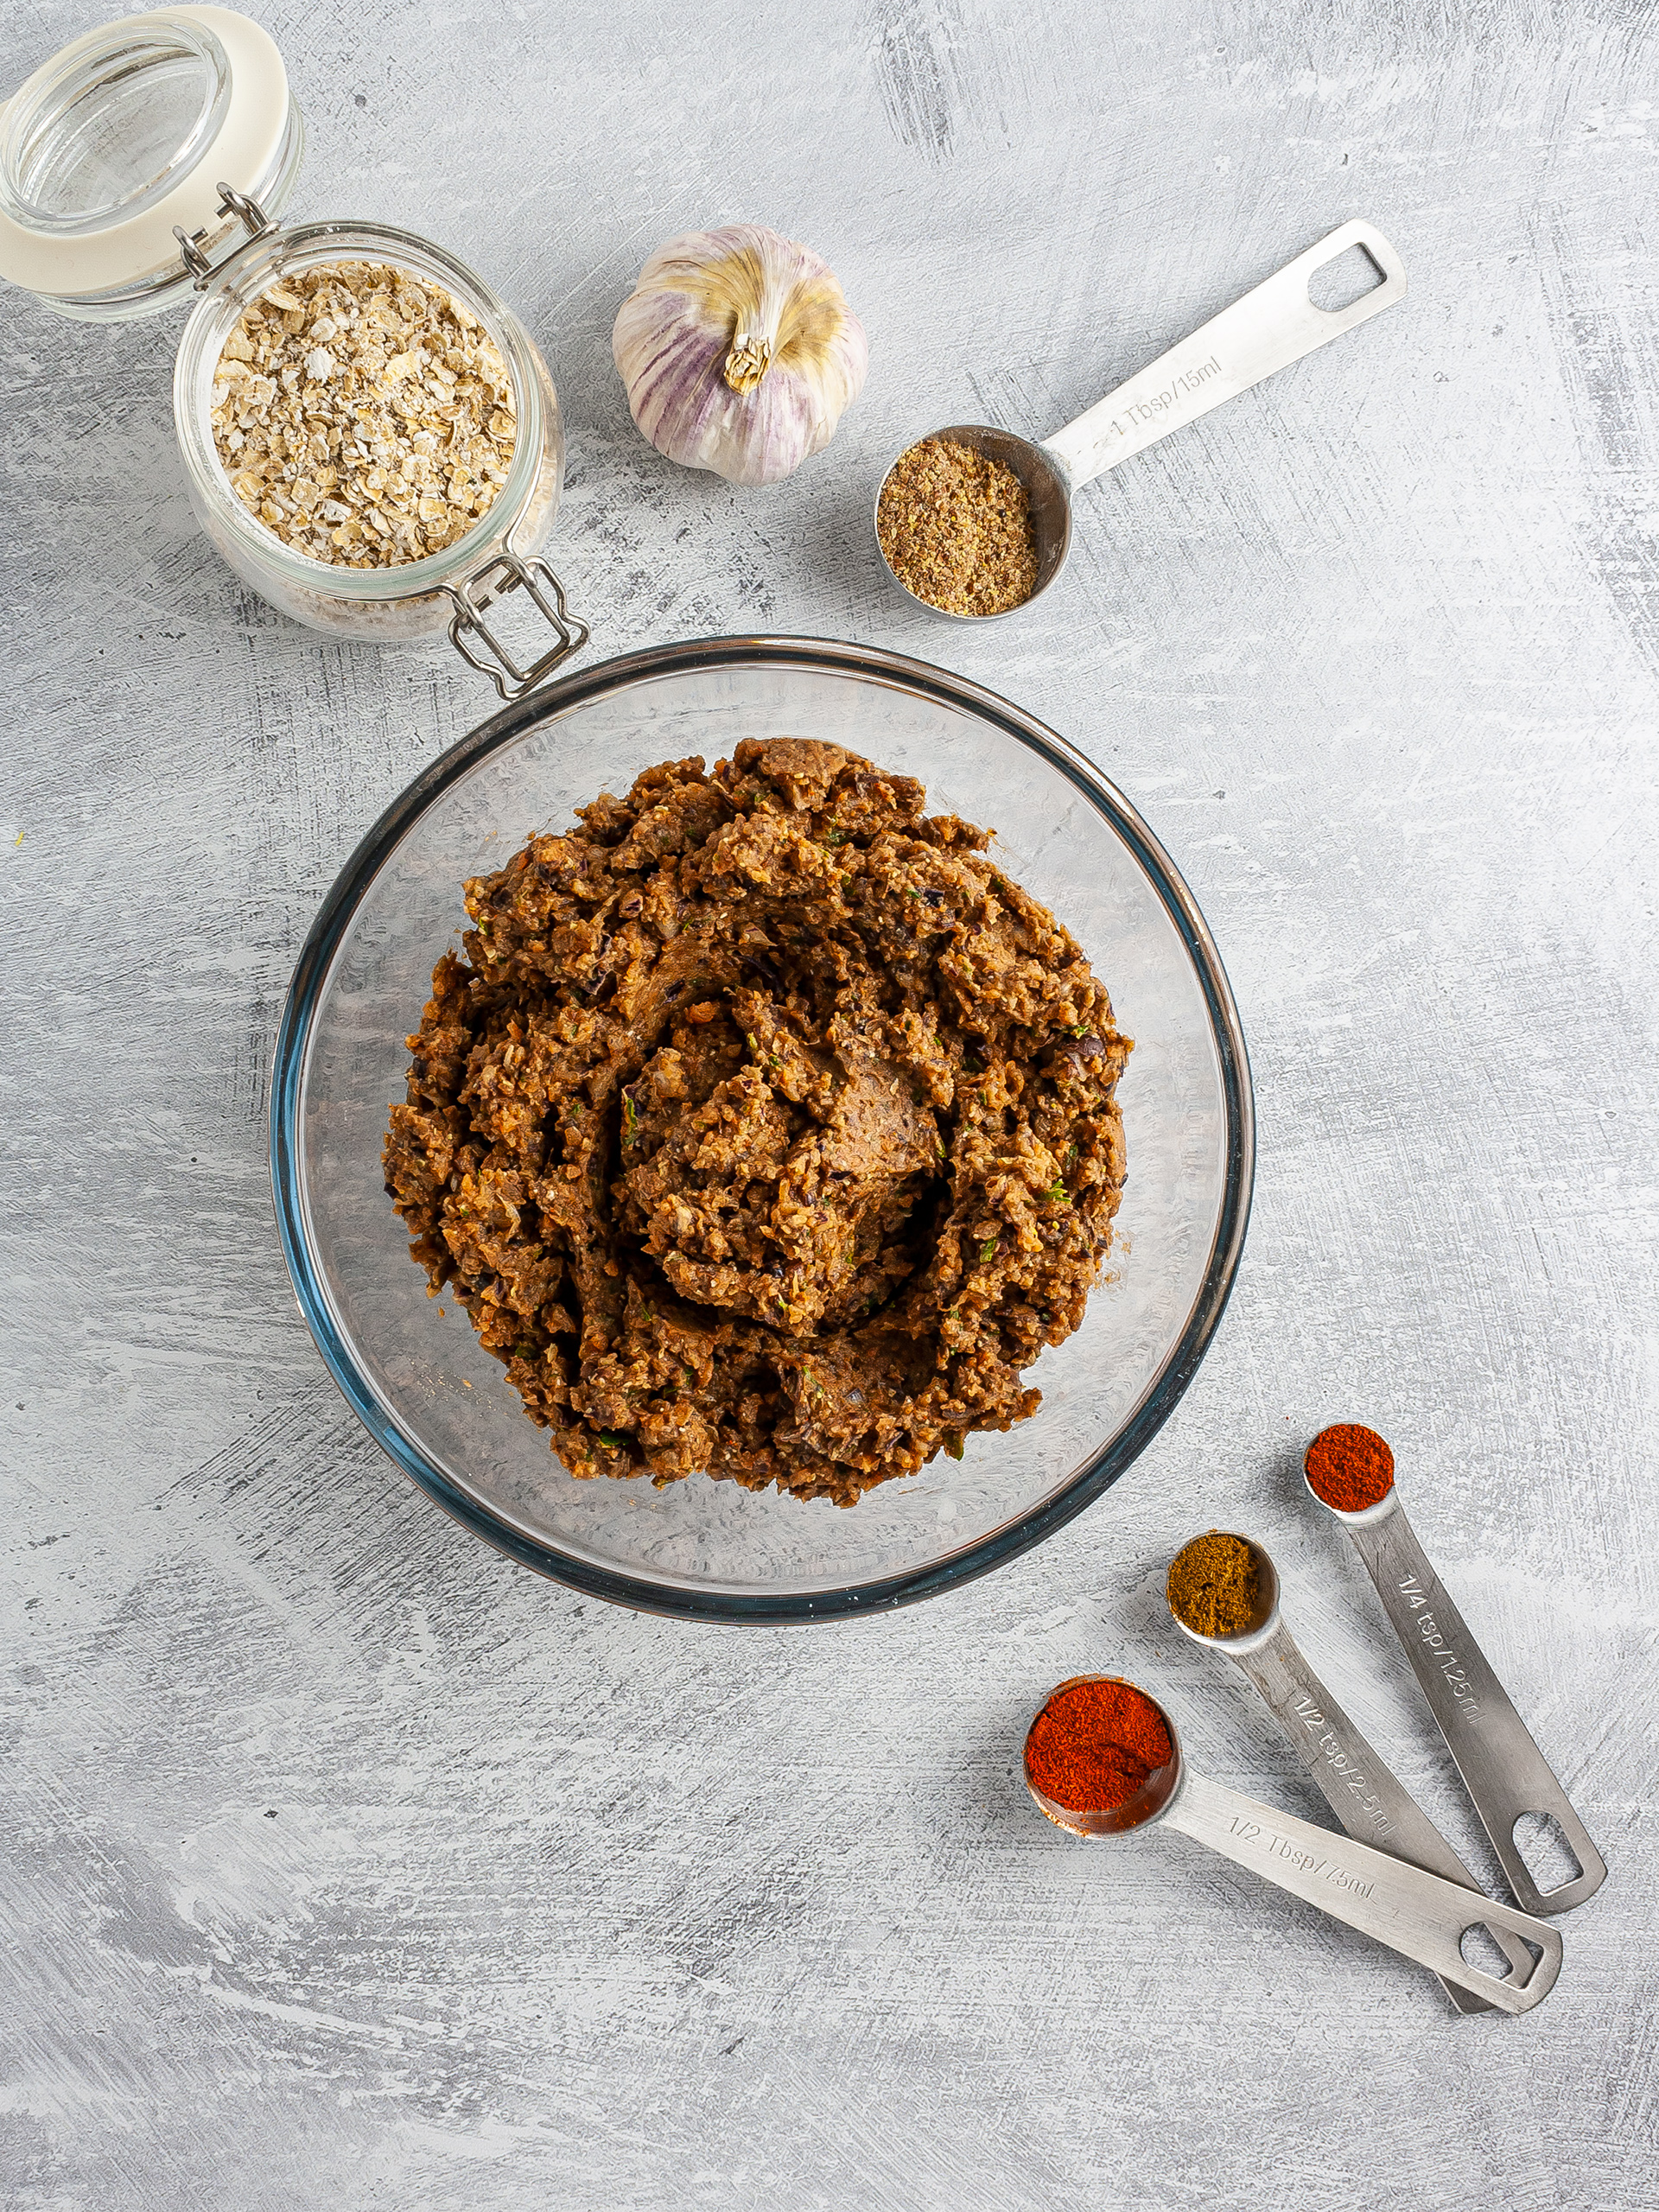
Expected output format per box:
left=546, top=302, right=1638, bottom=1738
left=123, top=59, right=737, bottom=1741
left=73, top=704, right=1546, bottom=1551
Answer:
left=874, top=218, right=1407, bottom=620
left=1303, top=1433, right=1608, bottom=1916
left=1165, top=1533, right=1535, bottom=2011
left=1025, top=1676, right=1562, bottom=2016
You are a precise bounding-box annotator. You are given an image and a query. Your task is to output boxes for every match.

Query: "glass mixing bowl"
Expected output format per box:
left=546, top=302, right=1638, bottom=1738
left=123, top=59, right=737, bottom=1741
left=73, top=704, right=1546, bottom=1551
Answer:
left=270, top=637, right=1254, bottom=1621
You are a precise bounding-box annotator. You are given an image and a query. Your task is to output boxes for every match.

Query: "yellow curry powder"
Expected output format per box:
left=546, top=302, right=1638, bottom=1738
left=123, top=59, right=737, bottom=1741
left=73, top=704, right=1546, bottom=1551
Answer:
left=1166, top=1530, right=1261, bottom=1639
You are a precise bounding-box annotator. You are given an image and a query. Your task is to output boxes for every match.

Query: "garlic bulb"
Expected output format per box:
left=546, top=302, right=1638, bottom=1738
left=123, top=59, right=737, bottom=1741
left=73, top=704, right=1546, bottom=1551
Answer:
left=613, top=224, right=868, bottom=487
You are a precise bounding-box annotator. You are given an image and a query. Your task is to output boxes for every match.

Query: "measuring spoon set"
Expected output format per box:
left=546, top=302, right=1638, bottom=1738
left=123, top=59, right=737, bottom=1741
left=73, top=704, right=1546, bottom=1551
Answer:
left=1025, top=1433, right=1605, bottom=2016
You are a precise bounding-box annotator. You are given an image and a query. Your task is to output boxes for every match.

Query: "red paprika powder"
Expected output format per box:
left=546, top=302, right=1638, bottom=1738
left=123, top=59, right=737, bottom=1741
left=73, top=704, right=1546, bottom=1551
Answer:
left=1025, top=1678, right=1173, bottom=1815
left=1305, top=1423, right=1395, bottom=1513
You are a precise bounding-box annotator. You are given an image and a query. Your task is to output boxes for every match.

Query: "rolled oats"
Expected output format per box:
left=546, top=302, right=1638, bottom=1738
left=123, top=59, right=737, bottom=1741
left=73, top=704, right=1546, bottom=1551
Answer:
left=209, top=261, right=518, bottom=569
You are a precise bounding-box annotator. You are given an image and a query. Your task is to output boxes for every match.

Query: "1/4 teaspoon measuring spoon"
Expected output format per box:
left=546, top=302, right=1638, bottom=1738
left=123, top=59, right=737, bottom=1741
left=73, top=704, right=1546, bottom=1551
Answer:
left=1303, top=1429, right=1608, bottom=1917
left=1026, top=1676, right=1562, bottom=2016
left=875, top=218, right=1407, bottom=620
left=1165, top=1532, right=1535, bottom=2012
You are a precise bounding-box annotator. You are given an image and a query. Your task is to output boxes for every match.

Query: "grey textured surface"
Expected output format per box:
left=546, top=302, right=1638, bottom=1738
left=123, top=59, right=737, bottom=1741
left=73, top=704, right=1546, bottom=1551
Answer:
left=3, top=0, right=1656, bottom=2205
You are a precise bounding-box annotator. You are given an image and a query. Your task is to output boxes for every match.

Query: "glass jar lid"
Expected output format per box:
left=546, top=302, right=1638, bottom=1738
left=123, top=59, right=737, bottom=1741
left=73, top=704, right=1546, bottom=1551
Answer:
left=0, top=4, right=301, bottom=321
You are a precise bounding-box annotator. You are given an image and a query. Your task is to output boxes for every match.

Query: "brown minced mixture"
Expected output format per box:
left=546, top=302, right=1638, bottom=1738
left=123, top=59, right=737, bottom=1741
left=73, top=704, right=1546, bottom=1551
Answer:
left=383, top=739, right=1130, bottom=1507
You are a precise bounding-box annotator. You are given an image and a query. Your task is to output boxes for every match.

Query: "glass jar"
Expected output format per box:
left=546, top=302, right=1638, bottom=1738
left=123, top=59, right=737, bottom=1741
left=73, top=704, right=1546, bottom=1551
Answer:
left=0, top=5, right=586, bottom=696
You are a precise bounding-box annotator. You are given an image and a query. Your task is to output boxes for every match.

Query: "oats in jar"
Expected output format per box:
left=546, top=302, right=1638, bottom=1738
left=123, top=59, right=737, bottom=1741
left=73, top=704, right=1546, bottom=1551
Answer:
left=209, top=260, right=518, bottom=569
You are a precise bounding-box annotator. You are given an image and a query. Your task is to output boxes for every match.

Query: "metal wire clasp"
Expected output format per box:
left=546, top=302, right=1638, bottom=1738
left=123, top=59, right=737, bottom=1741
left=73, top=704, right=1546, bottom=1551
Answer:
left=442, top=554, right=590, bottom=701
left=174, top=184, right=275, bottom=288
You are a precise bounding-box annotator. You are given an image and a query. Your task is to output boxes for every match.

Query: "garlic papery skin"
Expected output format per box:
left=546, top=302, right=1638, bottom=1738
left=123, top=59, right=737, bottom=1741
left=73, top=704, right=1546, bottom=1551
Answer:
left=613, top=225, right=868, bottom=487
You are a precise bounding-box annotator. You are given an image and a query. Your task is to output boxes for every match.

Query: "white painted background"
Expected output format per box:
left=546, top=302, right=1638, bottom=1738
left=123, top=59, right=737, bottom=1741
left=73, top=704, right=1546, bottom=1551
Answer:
left=3, top=1, right=1656, bottom=2205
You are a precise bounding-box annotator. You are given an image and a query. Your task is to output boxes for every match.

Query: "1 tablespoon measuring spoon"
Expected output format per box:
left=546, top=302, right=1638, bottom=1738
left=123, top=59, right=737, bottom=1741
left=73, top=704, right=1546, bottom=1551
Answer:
left=1165, top=1534, right=1534, bottom=2011
left=1025, top=1676, right=1562, bottom=2016
left=1302, top=1432, right=1608, bottom=1916
left=874, top=218, right=1407, bottom=620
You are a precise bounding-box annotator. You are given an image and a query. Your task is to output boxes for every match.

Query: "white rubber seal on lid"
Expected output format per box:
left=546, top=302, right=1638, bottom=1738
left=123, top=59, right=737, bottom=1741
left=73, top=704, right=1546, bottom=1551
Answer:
left=0, top=5, right=289, bottom=301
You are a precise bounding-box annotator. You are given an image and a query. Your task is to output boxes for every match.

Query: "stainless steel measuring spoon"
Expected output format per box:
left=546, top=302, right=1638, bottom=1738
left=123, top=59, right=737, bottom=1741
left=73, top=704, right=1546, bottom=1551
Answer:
left=1025, top=1675, right=1562, bottom=2016
left=1165, top=1532, right=1535, bottom=2012
left=1303, top=1432, right=1607, bottom=1916
left=874, top=218, right=1407, bottom=619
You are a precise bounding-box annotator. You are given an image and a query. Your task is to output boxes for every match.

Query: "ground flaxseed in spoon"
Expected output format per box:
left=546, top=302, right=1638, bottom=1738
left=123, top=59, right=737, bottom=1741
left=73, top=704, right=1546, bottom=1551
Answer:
left=876, top=435, right=1039, bottom=615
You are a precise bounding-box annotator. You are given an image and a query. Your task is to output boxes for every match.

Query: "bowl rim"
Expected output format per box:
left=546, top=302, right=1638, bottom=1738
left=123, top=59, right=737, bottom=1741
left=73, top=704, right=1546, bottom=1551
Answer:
left=269, top=632, right=1255, bottom=1624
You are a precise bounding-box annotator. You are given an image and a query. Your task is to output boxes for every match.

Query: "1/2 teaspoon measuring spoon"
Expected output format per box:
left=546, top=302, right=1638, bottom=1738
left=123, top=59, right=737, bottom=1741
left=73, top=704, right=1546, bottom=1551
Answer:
left=1303, top=1429, right=1608, bottom=1917
left=1025, top=1676, right=1561, bottom=2016
left=1165, top=1532, right=1535, bottom=2012
left=875, top=218, right=1407, bottom=620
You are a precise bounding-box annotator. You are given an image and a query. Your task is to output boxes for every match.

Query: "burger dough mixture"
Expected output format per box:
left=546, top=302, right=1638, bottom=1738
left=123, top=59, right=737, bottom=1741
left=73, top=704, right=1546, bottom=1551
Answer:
left=383, top=739, right=1129, bottom=1506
